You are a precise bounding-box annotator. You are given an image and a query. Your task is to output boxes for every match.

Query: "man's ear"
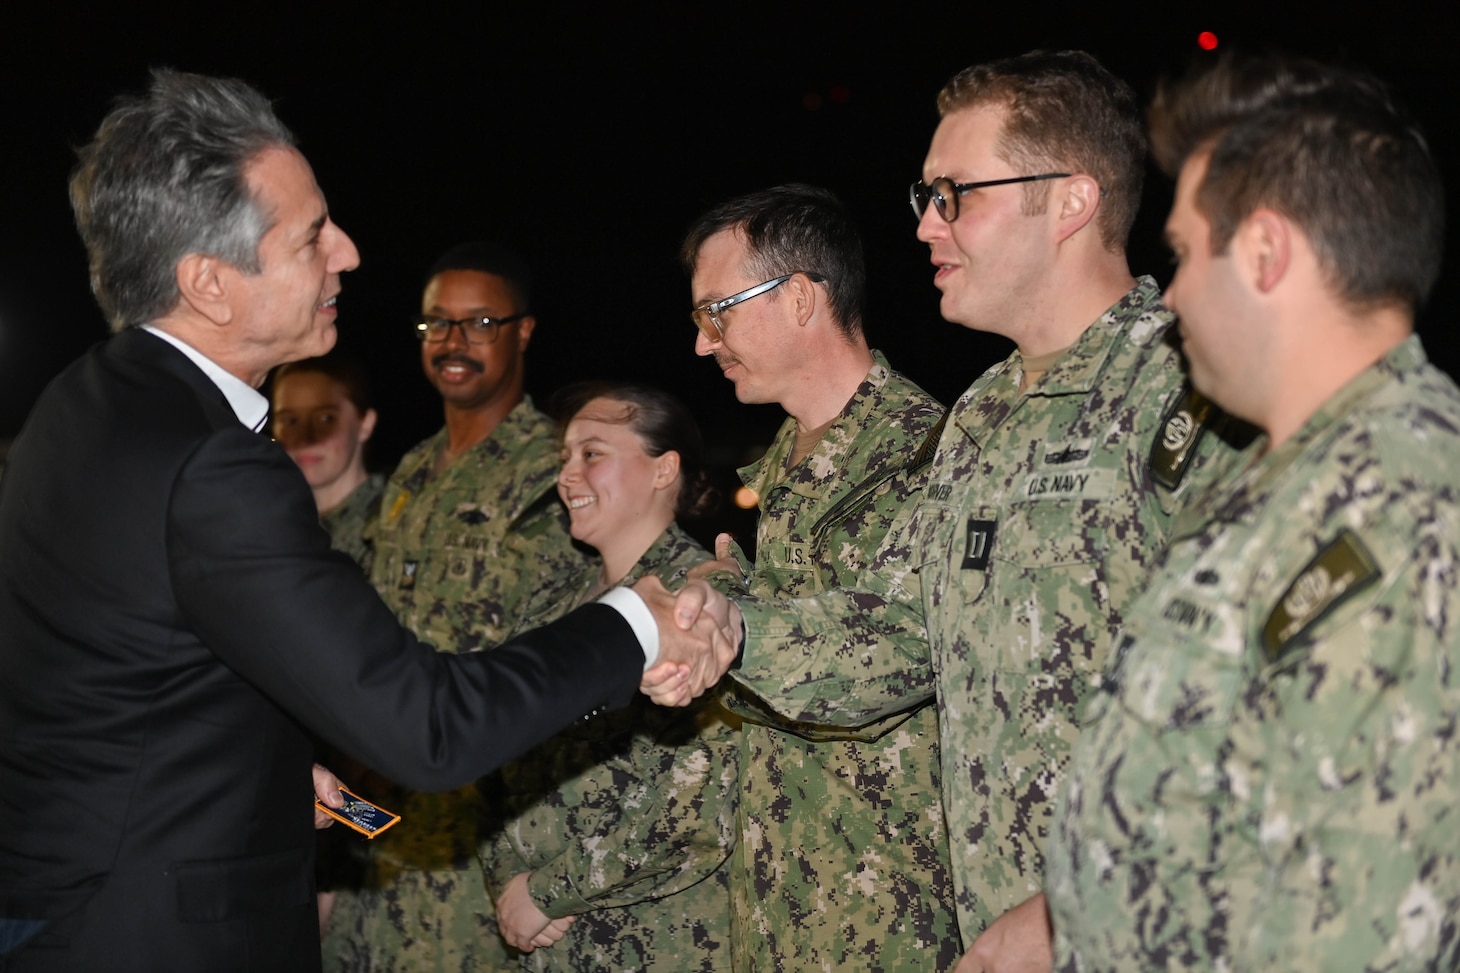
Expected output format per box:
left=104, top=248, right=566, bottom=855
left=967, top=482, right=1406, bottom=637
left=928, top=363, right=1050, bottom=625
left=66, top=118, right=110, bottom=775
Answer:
left=1053, top=174, right=1102, bottom=244
left=358, top=408, right=379, bottom=444
left=784, top=272, right=819, bottom=327
left=1239, top=208, right=1291, bottom=294
left=515, top=315, right=537, bottom=351
left=175, top=253, right=234, bottom=325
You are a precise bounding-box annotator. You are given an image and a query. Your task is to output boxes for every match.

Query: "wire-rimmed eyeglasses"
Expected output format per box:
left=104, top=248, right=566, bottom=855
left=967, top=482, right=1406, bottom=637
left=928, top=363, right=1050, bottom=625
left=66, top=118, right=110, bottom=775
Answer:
left=691, top=272, right=827, bottom=342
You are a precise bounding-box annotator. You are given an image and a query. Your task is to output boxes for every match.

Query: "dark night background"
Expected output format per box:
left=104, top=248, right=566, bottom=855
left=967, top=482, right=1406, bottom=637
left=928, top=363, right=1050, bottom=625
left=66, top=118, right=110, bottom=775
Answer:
left=3, top=1, right=1456, bottom=543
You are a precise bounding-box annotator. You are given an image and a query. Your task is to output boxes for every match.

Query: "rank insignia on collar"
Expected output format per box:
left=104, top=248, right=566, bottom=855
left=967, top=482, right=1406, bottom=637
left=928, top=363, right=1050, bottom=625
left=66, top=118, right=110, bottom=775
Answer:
left=1262, top=528, right=1381, bottom=661
left=1149, top=384, right=1214, bottom=489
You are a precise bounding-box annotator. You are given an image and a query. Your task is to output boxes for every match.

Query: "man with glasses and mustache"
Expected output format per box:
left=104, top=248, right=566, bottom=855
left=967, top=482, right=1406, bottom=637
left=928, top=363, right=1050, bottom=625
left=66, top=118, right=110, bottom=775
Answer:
left=323, top=242, right=584, bottom=972
left=681, top=184, right=960, bottom=971
left=653, top=51, right=1239, bottom=971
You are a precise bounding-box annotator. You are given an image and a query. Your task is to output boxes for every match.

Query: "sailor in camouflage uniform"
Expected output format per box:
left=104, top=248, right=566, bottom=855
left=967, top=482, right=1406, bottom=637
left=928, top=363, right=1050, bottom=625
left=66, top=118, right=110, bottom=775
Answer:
left=683, top=185, right=961, bottom=970
left=324, top=243, right=585, bottom=973
left=1047, top=54, right=1460, bottom=971
left=653, top=54, right=1235, bottom=970
left=271, top=354, right=384, bottom=570
left=483, top=383, right=737, bottom=972
left=319, top=472, right=384, bottom=568
left=271, top=354, right=387, bottom=929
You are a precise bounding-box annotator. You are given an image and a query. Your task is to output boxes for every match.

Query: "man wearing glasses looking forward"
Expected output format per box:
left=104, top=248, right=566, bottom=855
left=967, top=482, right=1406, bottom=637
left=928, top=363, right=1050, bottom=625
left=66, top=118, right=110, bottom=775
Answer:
left=655, top=51, right=1237, bottom=971
left=323, top=242, right=584, bottom=971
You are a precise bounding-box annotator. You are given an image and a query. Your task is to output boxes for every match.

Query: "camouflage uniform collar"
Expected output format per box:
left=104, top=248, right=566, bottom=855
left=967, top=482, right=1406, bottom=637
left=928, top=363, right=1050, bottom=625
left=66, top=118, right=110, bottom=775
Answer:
left=324, top=472, right=385, bottom=525
left=1016, top=276, right=1169, bottom=398
left=402, top=396, right=560, bottom=521
left=738, top=349, right=895, bottom=503
left=953, top=278, right=1171, bottom=445
left=435, top=396, right=550, bottom=460
left=613, top=522, right=702, bottom=588
left=1179, top=335, right=1428, bottom=536
left=552, top=522, right=706, bottom=615
left=415, top=396, right=552, bottom=466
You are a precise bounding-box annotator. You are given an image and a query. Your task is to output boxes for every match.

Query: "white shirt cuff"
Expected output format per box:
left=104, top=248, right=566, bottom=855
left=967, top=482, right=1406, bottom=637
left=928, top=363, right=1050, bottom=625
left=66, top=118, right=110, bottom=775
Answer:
left=596, top=586, right=658, bottom=670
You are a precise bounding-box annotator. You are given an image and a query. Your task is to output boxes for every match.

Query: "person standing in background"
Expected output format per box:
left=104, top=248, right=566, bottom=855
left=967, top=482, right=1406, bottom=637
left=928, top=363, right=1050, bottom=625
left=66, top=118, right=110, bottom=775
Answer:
left=272, top=354, right=383, bottom=568
left=272, top=354, right=387, bottom=937
left=324, top=243, right=586, bottom=972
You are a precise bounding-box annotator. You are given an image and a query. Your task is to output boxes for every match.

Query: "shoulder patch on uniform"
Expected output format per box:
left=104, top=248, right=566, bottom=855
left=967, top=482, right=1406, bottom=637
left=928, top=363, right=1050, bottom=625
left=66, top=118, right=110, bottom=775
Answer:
left=1149, top=384, right=1215, bottom=490
left=1262, top=528, right=1381, bottom=661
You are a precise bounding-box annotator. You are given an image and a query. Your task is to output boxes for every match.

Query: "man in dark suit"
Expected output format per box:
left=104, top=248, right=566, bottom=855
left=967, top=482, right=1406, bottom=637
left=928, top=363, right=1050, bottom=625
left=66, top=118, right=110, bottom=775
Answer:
left=0, top=70, right=727, bottom=972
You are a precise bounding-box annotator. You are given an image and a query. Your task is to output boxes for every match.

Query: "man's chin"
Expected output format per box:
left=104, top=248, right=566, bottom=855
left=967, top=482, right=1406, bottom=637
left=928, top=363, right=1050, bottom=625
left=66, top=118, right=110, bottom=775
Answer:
left=275, top=331, right=338, bottom=371
left=295, top=324, right=339, bottom=362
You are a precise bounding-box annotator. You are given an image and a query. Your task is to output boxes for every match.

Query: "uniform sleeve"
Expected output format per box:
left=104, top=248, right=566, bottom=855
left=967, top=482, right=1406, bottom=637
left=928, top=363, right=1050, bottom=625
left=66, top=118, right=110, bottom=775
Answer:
left=1237, top=505, right=1460, bottom=969
left=164, top=428, right=643, bottom=791
left=732, top=502, right=936, bottom=726
left=517, top=701, right=739, bottom=917
left=480, top=813, right=533, bottom=899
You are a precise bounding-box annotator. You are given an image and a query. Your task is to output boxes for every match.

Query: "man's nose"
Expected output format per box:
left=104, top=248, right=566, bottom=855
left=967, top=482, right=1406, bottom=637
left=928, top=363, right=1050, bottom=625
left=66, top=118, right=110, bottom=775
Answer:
left=694, top=327, right=718, bottom=357
left=915, top=201, right=947, bottom=244
left=442, top=320, right=473, bottom=349
left=326, top=220, right=361, bottom=274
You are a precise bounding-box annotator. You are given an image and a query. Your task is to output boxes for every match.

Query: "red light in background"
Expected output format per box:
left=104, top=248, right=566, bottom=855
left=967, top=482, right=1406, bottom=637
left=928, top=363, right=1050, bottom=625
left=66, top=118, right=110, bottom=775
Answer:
left=1198, top=31, right=1219, bottom=50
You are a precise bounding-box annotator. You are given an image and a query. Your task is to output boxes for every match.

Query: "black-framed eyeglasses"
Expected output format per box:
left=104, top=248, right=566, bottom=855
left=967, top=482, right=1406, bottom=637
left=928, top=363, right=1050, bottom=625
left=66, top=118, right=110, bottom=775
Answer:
left=413, top=312, right=530, bottom=344
left=909, top=173, right=1071, bottom=223
left=691, top=272, right=827, bottom=342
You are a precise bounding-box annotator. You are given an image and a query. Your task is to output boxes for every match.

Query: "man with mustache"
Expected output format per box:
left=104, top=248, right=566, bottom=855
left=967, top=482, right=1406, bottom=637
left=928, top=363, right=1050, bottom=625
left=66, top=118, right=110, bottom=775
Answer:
left=323, top=242, right=585, bottom=971
left=682, top=184, right=960, bottom=970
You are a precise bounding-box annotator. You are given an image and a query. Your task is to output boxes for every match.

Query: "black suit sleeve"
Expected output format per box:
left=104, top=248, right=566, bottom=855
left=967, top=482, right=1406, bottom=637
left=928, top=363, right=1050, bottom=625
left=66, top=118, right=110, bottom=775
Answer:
left=164, top=426, right=643, bottom=791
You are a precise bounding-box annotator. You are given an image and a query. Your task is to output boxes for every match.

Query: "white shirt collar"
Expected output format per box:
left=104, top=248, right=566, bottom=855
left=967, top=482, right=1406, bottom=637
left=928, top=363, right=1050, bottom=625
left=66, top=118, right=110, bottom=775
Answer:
left=142, top=326, right=270, bottom=432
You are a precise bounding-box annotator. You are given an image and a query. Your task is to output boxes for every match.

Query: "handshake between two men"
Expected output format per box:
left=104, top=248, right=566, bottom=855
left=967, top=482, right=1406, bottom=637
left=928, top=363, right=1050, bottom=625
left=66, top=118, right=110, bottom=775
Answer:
left=632, top=566, right=742, bottom=707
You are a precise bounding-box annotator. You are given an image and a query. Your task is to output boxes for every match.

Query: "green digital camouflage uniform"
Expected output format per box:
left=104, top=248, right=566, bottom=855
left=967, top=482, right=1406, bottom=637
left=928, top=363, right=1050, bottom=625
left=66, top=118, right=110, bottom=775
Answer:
left=734, top=280, right=1229, bottom=944
left=722, top=351, right=961, bottom=971
left=1048, top=336, right=1460, bottom=971
left=320, top=472, right=385, bottom=571
left=482, top=523, right=737, bottom=972
left=323, top=398, right=585, bottom=973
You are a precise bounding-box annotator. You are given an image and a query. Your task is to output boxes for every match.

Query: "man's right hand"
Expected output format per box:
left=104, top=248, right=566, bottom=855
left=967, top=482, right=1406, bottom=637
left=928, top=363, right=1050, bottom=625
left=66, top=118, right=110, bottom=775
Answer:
left=633, top=576, right=740, bottom=706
